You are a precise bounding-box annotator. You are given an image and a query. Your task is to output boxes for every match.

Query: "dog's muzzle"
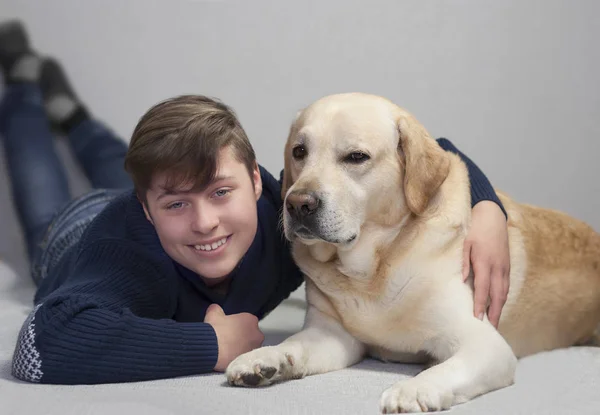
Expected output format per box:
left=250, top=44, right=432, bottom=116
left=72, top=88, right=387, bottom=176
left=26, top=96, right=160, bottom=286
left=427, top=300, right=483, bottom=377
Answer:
left=285, top=191, right=357, bottom=244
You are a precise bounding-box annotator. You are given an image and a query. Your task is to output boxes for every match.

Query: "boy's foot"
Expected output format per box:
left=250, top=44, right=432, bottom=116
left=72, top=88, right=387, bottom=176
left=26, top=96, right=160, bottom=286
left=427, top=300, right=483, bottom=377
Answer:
left=0, top=20, right=42, bottom=83
left=40, top=58, right=89, bottom=133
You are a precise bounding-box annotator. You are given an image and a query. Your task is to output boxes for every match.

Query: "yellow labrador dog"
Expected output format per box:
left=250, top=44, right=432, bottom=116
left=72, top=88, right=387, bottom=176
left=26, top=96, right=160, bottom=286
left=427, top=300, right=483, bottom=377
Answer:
left=226, top=93, right=600, bottom=412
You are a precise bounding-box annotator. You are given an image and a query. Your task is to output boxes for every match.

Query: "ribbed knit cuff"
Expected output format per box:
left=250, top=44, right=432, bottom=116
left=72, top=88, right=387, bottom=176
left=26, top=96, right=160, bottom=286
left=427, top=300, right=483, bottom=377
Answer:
left=468, top=172, right=508, bottom=218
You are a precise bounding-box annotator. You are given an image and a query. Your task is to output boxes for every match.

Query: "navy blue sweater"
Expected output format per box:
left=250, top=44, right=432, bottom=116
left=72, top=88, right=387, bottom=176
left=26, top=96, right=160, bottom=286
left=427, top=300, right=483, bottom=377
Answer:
left=11, top=139, right=504, bottom=385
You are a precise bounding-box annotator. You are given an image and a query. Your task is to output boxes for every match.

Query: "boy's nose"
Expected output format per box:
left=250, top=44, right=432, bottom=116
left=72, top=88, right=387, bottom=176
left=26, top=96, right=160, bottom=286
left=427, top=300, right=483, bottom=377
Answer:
left=192, top=208, right=219, bottom=233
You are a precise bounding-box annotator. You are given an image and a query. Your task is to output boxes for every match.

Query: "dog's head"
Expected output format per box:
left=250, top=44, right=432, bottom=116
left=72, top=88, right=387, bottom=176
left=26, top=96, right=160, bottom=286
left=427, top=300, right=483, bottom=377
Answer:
left=281, top=93, right=450, bottom=247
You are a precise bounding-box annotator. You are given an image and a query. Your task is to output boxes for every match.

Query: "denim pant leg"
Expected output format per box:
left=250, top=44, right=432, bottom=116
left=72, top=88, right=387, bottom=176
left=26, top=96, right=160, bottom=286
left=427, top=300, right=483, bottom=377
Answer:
left=67, top=118, right=133, bottom=190
left=0, top=84, right=71, bottom=262
left=32, top=116, right=134, bottom=285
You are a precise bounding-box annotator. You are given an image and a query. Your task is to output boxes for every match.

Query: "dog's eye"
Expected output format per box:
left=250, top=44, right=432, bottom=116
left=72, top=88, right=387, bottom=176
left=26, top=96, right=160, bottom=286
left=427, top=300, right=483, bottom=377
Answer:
left=292, top=145, right=307, bottom=160
left=344, top=152, right=370, bottom=164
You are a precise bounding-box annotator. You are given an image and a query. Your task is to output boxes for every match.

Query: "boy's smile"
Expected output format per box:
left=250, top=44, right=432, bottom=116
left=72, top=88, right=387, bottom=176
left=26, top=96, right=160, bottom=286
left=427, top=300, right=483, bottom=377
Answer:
left=142, top=146, right=262, bottom=286
left=190, top=235, right=232, bottom=258
left=191, top=234, right=231, bottom=255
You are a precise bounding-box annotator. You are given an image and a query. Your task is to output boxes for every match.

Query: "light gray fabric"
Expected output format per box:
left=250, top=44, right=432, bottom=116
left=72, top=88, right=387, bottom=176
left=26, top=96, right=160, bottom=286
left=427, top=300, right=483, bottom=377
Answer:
left=1, top=262, right=599, bottom=415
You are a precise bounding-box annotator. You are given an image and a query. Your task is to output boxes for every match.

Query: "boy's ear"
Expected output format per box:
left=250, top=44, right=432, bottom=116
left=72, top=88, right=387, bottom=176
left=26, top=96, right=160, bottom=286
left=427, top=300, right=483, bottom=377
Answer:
left=253, top=162, right=263, bottom=201
left=143, top=205, right=154, bottom=225
left=137, top=194, right=154, bottom=225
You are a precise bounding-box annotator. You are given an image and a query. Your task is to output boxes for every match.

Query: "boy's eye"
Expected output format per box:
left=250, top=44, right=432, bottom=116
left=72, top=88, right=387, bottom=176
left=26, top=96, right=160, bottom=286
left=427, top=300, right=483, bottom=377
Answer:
left=167, top=201, right=184, bottom=210
left=215, top=189, right=231, bottom=198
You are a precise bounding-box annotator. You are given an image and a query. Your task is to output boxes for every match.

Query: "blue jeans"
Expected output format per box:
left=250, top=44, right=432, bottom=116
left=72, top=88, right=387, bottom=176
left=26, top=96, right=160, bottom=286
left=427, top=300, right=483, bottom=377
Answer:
left=0, top=83, right=133, bottom=285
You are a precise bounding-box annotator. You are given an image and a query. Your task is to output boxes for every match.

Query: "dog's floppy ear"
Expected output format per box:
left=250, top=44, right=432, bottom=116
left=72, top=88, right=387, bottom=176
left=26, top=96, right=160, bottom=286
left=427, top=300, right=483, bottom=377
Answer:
left=397, top=114, right=450, bottom=215
left=280, top=109, right=303, bottom=201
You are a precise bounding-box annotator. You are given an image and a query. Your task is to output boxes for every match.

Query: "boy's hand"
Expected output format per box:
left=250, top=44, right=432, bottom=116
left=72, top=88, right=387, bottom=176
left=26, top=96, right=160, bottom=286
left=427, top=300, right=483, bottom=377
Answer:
left=204, top=304, right=265, bottom=372
left=462, top=201, right=511, bottom=329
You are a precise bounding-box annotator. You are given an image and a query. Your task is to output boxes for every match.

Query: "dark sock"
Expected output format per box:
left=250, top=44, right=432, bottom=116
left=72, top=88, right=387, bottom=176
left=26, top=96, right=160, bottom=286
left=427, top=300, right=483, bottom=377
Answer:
left=0, top=20, right=41, bottom=83
left=40, top=58, right=90, bottom=133
left=60, top=106, right=90, bottom=133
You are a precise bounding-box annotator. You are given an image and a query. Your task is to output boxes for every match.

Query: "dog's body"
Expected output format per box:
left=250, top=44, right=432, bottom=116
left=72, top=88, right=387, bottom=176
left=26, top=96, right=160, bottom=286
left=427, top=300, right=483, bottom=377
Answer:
left=226, top=93, right=600, bottom=412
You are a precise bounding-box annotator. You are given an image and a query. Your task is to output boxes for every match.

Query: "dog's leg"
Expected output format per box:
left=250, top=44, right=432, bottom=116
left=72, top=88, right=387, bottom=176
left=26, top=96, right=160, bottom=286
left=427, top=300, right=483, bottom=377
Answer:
left=379, top=318, right=517, bottom=413
left=226, top=305, right=365, bottom=387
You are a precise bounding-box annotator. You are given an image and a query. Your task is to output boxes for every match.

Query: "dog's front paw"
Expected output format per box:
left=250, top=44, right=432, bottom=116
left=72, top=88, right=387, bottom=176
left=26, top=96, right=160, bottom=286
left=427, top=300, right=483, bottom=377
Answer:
left=379, top=378, right=453, bottom=413
left=225, top=346, right=298, bottom=387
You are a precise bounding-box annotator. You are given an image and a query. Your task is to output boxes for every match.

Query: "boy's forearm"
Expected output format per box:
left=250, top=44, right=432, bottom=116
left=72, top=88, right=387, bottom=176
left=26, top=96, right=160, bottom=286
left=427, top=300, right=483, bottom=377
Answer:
left=436, top=138, right=507, bottom=219
left=13, top=300, right=219, bottom=384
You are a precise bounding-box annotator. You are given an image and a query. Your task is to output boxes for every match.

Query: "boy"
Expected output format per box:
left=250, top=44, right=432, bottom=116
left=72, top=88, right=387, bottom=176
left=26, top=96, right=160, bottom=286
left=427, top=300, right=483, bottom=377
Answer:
left=1, top=21, right=509, bottom=385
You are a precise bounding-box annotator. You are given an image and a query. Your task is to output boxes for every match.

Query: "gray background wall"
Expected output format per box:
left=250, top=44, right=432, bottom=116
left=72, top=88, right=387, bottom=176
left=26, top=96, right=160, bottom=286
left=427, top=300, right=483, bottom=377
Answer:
left=1, top=0, right=598, bottom=281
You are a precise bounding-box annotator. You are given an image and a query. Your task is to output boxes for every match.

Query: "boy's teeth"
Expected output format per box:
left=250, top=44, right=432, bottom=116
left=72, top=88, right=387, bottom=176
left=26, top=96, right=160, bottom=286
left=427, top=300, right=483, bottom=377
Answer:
left=194, top=237, right=228, bottom=251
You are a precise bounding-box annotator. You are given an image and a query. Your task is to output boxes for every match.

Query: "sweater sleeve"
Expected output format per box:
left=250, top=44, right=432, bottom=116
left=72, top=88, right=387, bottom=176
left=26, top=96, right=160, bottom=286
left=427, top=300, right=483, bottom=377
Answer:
left=436, top=138, right=507, bottom=219
left=12, top=241, right=218, bottom=385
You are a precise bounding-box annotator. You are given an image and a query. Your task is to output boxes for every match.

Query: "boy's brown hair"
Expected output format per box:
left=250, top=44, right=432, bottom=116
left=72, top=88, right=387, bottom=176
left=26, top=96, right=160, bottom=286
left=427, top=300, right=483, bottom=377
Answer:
left=124, top=95, right=257, bottom=204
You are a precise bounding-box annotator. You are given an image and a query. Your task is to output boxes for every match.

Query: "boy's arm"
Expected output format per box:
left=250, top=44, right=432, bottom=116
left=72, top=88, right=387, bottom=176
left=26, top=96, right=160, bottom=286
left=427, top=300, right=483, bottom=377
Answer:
left=12, top=241, right=218, bottom=385
left=436, top=138, right=507, bottom=219
left=436, top=138, right=511, bottom=328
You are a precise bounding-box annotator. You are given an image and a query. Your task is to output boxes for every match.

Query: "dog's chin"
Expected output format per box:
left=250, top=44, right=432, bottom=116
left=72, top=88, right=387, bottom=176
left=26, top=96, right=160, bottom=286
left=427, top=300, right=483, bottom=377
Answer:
left=290, top=226, right=358, bottom=247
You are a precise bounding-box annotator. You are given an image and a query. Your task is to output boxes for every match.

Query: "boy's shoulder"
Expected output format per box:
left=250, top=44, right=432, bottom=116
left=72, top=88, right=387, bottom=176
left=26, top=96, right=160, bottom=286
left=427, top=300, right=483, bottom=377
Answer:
left=79, top=189, right=159, bottom=248
left=85, top=189, right=137, bottom=235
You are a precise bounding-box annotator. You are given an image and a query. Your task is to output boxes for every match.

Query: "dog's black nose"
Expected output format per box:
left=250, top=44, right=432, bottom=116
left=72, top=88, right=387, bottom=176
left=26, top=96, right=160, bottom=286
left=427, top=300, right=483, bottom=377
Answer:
left=286, top=192, right=320, bottom=217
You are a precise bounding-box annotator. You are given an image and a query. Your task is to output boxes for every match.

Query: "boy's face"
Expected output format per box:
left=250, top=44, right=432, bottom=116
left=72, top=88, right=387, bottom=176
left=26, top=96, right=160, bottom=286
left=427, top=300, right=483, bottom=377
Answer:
left=143, top=146, right=262, bottom=285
